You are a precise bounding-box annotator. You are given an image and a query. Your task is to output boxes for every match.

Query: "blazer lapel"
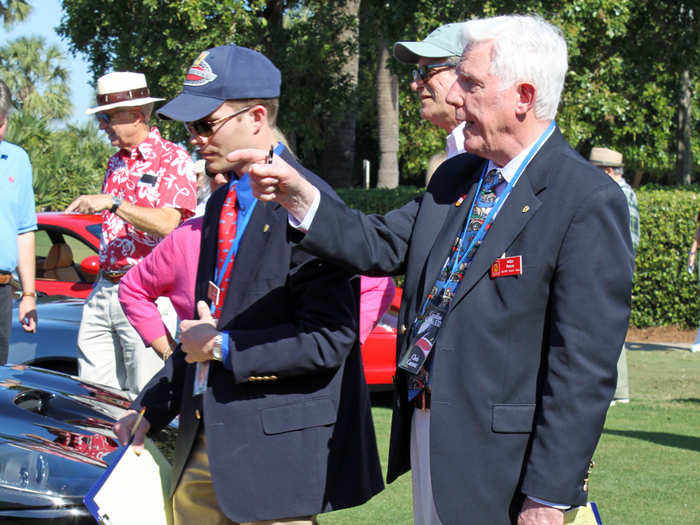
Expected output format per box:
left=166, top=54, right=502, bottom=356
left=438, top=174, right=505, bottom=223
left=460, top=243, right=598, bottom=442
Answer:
left=418, top=177, right=477, bottom=305
left=217, top=201, right=280, bottom=327
left=447, top=132, right=559, bottom=311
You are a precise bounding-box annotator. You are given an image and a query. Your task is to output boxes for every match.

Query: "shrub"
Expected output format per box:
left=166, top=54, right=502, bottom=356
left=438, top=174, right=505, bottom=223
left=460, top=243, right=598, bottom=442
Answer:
left=341, top=184, right=700, bottom=329
left=633, top=185, right=700, bottom=328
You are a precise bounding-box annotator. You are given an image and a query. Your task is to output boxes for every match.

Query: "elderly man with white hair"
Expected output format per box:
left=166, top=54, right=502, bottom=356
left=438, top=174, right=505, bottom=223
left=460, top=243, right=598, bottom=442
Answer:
left=67, top=72, right=196, bottom=395
left=236, top=14, right=634, bottom=525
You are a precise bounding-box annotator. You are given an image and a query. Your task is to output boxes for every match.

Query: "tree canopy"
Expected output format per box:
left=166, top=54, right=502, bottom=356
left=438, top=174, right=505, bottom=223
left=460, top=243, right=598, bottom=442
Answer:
left=46, top=1, right=700, bottom=186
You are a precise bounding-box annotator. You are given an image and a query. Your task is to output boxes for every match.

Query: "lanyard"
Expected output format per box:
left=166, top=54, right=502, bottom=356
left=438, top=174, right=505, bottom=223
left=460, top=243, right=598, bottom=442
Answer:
left=431, top=120, right=556, bottom=307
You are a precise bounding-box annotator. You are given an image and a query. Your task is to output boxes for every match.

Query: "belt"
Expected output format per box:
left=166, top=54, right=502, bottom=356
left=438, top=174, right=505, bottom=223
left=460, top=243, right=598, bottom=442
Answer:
left=101, top=270, right=128, bottom=283
left=413, top=389, right=431, bottom=410
left=0, top=273, right=11, bottom=285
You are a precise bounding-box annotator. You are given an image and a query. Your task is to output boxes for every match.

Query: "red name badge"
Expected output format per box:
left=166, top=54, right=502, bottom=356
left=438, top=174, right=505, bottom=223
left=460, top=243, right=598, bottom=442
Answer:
left=491, top=255, right=523, bottom=278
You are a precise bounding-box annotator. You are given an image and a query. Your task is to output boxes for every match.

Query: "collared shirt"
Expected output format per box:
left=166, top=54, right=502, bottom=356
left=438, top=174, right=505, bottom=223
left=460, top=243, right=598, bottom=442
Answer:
left=293, top=123, right=557, bottom=232
left=100, top=127, right=196, bottom=271
left=616, top=178, right=639, bottom=253
left=0, top=140, right=37, bottom=272
left=446, top=122, right=466, bottom=159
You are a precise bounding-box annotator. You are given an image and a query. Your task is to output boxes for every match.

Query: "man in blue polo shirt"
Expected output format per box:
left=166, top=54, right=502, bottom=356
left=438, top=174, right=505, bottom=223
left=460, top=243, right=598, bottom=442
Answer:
left=0, top=79, right=37, bottom=364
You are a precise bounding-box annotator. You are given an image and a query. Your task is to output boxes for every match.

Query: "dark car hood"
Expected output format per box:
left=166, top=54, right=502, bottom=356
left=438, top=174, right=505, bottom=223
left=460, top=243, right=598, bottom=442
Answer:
left=0, top=365, right=172, bottom=516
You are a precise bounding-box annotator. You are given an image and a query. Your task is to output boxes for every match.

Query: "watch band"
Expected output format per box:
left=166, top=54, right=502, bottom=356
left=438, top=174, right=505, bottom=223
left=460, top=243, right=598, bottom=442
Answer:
left=110, top=195, right=122, bottom=214
left=211, top=333, right=223, bottom=361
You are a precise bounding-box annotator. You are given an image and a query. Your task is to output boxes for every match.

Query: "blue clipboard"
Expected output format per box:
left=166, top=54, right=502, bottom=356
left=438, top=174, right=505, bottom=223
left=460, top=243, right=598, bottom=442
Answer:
left=83, top=439, right=172, bottom=525
left=83, top=443, right=131, bottom=525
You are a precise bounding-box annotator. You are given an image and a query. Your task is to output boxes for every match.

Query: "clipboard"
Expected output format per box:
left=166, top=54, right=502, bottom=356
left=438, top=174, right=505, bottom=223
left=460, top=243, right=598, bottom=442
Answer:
left=564, top=502, right=603, bottom=525
left=84, top=438, right=173, bottom=525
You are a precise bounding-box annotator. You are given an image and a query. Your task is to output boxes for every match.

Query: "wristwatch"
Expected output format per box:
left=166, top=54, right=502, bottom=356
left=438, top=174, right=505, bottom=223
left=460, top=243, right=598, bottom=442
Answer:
left=110, top=195, right=122, bottom=214
left=211, top=332, right=223, bottom=361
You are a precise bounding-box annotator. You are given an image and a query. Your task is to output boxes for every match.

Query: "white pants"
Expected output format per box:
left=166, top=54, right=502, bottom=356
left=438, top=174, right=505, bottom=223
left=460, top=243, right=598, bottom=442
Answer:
left=77, top=277, right=173, bottom=395
left=410, top=408, right=444, bottom=525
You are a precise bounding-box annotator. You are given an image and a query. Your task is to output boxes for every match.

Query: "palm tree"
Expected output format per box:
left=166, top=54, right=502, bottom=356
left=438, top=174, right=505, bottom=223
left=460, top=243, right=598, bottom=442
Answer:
left=0, top=0, right=32, bottom=29
left=375, top=30, right=399, bottom=189
left=0, top=36, right=72, bottom=120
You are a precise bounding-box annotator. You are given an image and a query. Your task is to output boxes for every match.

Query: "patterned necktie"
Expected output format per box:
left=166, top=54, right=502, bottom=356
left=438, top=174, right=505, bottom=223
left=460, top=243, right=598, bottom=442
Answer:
left=214, top=183, right=238, bottom=319
left=406, top=168, right=504, bottom=402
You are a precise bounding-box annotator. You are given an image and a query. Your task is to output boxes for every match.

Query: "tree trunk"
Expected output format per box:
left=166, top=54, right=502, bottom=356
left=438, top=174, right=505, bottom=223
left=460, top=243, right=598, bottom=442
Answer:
left=675, top=68, right=692, bottom=185
left=375, top=31, right=399, bottom=189
left=321, top=0, right=361, bottom=188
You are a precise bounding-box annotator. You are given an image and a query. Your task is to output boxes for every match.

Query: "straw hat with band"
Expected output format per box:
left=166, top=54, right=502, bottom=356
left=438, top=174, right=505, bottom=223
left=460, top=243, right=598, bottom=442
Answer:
left=589, top=147, right=623, bottom=168
left=85, top=72, right=164, bottom=115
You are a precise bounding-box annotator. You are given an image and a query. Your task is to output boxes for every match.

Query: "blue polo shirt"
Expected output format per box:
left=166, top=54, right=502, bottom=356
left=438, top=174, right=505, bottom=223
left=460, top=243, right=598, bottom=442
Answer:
left=0, top=140, right=37, bottom=273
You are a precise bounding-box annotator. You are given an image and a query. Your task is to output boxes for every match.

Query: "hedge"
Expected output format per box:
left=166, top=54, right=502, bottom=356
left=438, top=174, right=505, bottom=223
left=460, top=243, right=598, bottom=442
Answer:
left=338, top=184, right=700, bottom=329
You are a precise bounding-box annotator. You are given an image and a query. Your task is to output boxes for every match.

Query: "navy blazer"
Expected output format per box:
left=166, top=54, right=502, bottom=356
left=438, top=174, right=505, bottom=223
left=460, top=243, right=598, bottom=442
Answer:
left=135, top=149, right=384, bottom=522
left=299, top=129, right=634, bottom=524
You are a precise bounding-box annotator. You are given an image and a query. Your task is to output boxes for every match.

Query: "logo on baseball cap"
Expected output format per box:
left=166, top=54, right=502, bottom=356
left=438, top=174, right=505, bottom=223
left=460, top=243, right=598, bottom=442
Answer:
left=157, top=45, right=281, bottom=123
left=185, top=51, right=218, bottom=87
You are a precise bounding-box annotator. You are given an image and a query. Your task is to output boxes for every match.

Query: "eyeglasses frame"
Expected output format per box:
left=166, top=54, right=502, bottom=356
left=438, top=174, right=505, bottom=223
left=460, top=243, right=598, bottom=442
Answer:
left=412, top=61, right=457, bottom=82
left=185, top=105, right=253, bottom=137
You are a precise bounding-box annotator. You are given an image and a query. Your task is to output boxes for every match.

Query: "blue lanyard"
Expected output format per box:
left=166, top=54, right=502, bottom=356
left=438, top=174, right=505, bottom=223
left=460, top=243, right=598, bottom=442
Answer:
left=446, top=120, right=556, bottom=281
left=212, top=141, right=285, bottom=289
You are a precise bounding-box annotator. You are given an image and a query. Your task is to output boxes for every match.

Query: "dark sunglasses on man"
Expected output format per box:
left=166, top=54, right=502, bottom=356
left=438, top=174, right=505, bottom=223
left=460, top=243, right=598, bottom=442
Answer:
left=412, top=62, right=455, bottom=82
left=185, top=105, right=252, bottom=137
left=94, top=108, right=137, bottom=125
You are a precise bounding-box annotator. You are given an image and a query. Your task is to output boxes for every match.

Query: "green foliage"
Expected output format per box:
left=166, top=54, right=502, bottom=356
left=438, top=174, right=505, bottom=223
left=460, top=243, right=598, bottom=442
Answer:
left=57, top=0, right=700, bottom=185
left=58, top=0, right=363, bottom=177
left=0, top=35, right=72, bottom=121
left=632, top=186, right=700, bottom=328
left=5, top=111, right=111, bottom=210
left=0, top=0, right=31, bottom=29
left=337, top=186, right=424, bottom=215
left=339, top=184, right=700, bottom=328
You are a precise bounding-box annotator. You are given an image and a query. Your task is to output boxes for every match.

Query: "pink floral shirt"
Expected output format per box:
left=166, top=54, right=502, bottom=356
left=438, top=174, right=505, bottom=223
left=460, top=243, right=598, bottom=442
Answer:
left=100, top=127, right=196, bottom=271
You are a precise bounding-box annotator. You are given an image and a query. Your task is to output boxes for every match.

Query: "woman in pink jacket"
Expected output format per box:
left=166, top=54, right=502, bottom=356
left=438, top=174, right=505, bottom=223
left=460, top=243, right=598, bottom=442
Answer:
left=119, top=217, right=395, bottom=360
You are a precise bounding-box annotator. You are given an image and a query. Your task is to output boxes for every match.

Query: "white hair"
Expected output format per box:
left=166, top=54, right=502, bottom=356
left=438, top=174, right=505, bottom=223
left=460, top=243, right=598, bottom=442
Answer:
left=462, top=15, right=568, bottom=120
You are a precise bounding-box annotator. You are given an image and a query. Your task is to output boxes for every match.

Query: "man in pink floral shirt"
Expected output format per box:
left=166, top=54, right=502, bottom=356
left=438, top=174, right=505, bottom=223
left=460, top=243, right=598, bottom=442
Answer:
left=66, top=71, right=196, bottom=395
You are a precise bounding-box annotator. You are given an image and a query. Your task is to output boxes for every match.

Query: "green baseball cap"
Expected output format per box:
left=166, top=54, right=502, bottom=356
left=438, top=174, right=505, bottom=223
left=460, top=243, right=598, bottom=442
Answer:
left=393, top=22, right=468, bottom=64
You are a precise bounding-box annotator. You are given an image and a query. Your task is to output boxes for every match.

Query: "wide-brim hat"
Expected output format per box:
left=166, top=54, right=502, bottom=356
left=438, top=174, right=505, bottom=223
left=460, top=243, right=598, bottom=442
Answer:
left=157, top=45, right=281, bottom=123
left=85, top=72, right=164, bottom=114
left=393, top=22, right=468, bottom=64
left=589, top=147, right=623, bottom=167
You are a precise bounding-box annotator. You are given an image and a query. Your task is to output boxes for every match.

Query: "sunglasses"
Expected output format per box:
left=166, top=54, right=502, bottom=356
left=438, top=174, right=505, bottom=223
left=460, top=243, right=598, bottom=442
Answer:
left=95, top=109, right=136, bottom=125
left=412, top=62, right=455, bottom=82
left=185, top=105, right=252, bottom=137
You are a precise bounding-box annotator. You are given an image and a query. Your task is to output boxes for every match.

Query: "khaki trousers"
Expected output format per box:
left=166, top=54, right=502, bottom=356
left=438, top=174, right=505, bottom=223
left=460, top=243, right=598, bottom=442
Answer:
left=173, top=432, right=317, bottom=525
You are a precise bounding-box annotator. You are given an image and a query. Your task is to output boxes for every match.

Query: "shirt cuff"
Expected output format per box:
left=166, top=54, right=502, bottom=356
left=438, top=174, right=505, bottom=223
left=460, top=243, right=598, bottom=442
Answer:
left=288, top=187, right=321, bottom=232
left=220, top=330, right=231, bottom=370
left=526, top=496, right=571, bottom=510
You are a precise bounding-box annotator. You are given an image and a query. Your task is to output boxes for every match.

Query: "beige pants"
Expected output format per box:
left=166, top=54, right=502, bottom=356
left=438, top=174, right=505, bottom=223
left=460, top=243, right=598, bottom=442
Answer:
left=173, top=433, right=317, bottom=525
left=410, top=408, right=444, bottom=525
left=77, top=277, right=172, bottom=395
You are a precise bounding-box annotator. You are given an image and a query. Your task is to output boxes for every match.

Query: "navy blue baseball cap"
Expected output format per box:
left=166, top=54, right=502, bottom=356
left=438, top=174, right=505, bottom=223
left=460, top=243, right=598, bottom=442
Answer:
left=157, top=45, right=281, bottom=122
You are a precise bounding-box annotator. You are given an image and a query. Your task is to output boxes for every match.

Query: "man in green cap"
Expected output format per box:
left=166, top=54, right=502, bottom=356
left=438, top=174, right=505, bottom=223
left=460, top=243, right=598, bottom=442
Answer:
left=394, top=23, right=469, bottom=160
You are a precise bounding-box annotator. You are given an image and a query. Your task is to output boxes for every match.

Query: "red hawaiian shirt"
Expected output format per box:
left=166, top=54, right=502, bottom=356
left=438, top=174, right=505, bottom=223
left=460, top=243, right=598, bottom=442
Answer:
left=100, top=127, right=196, bottom=271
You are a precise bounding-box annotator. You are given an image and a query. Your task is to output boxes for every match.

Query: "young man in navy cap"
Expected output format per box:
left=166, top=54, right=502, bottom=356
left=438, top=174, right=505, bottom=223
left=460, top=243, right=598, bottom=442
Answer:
left=114, top=45, right=383, bottom=525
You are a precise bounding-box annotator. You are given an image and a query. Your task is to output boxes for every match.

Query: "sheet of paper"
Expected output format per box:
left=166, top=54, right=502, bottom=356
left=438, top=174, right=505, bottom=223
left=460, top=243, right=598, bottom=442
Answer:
left=84, top=439, right=173, bottom=525
left=564, top=502, right=602, bottom=525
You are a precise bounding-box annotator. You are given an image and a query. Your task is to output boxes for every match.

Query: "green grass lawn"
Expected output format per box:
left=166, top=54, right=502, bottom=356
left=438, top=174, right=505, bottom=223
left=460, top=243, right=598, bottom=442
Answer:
left=319, top=349, right=700, bottom=524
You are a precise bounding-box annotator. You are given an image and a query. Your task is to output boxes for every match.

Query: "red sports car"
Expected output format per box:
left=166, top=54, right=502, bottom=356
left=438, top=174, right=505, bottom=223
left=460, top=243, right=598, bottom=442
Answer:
left=34, top=212, right=101, bottom=298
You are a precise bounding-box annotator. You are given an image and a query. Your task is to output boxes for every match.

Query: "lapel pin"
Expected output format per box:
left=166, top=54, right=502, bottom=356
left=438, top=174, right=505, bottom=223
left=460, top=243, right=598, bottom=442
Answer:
left=263, top=224, right=270, bottom=233
left=522, top=205, right=530, bottom=213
